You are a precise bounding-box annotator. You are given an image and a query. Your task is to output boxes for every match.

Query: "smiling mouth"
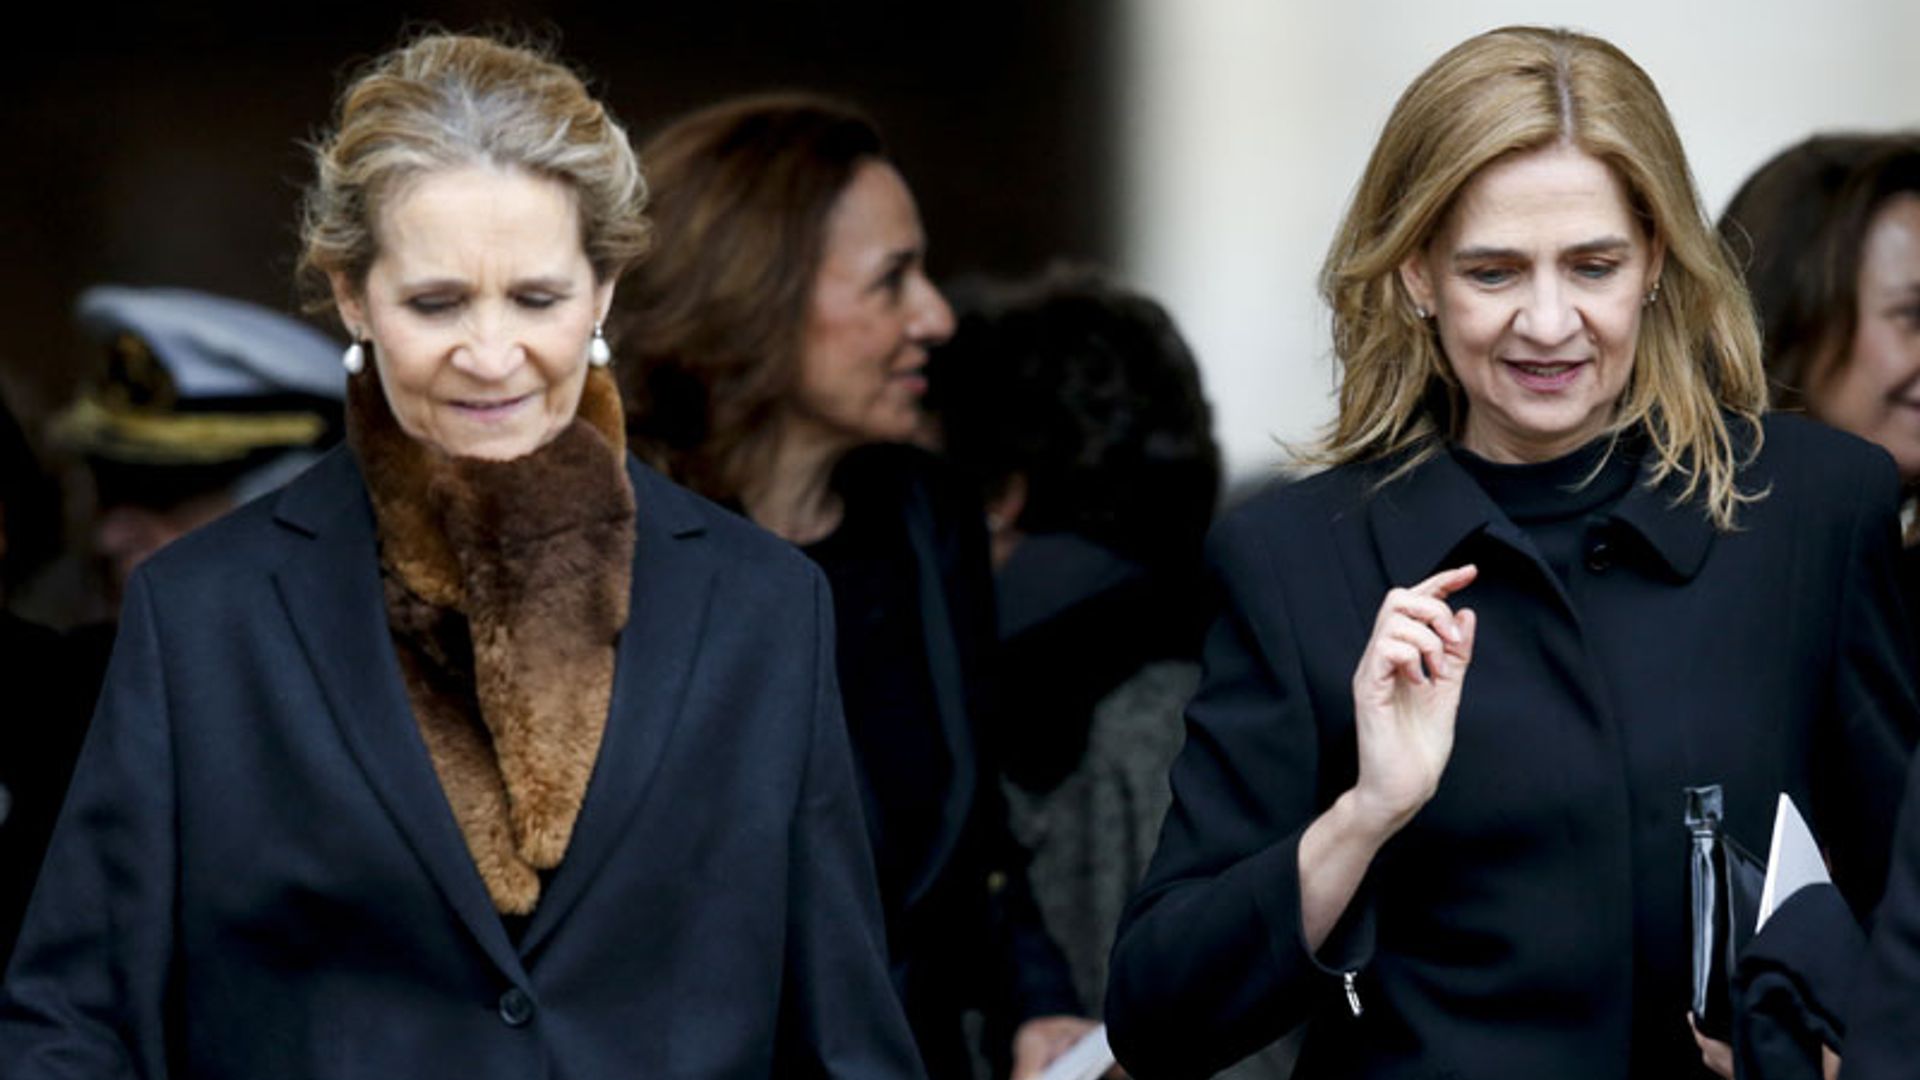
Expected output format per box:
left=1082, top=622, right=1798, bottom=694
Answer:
left=449, top=393, right=534, bottom=419
left=1503, top=359, right=1588, bottom=385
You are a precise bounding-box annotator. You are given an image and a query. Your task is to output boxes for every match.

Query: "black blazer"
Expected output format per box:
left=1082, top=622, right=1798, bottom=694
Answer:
left=0, top=448, right=923, bottom=1079
left=1106, top=416, right=1917, bottom=1080
left=829, top=447, right=1077, bottom=1078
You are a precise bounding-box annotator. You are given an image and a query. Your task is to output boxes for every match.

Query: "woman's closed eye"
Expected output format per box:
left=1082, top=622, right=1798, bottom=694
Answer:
left=404, top=294, right=463, bottom=316
left=513, top=291, right=563, bottom=311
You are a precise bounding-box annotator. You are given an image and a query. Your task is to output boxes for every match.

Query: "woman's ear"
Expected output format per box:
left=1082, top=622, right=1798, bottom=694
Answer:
left=594, top=279, right=617, bottom=327
left=329, top=271, right=367, bottom=339
left=1399, top=253, right=1437, bottom=319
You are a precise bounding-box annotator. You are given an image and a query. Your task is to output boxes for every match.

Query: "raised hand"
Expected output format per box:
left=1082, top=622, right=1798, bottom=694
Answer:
left=1349, top=565, right=1478, bottom=833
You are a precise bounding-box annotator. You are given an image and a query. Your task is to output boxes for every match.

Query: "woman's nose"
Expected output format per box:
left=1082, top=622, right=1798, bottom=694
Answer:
left=1514, top=277, right=1581, bottom=346
left=910, top=274, right=956, bottom=345
left=452, top=310, right=523, bottom=379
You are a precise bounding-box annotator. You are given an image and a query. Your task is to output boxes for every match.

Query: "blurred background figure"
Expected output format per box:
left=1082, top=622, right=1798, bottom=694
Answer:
left=4, top=286, right=343, bottom=967
left=622, top=95, right=1094, bottom=1079
left=1716, top=134, right=1920, bottom=1079
left=0, top=394, right=101, bottom=969
left=48, top=285, right=345, bottom=615
left=925, top=265, right=1221, bottom=1016
left=1719, top=134, right=1920, bottom=594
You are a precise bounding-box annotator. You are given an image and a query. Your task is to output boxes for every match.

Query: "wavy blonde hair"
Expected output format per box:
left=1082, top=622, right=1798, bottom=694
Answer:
left=298, top=31, right=651, bottom=302
left=1314, top=25, right=1767, bottom=529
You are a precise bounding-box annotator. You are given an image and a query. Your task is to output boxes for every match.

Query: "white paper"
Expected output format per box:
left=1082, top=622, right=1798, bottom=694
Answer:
left=1039, top=1024, right=1115, bottom=1080
left=1755, top=793, right=1831, bottom=933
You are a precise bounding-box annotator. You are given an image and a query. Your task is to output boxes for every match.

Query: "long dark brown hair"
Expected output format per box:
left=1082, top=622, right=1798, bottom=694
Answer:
left=618, top=94, right=885, bottom=501
left=1719, top=132, right=1920, bottom=411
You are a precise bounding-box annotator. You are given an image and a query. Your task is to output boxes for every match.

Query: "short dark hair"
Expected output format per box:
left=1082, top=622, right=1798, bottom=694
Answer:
left=1719, top=132, right=1920, bottom=409
left=927, top=266, right=1220, bottom=569
left=618, top=94, right=885, bottom=502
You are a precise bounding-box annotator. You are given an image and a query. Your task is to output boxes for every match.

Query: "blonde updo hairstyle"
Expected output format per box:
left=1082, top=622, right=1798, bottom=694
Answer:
left=1316, top=25, right=1767, bottom=529
left=298, top=32, right=650, bottom=307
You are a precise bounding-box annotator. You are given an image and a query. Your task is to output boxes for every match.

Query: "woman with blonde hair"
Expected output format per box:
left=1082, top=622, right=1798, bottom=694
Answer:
left=1105, top=25, right=1915, bottom=1079
left=0, top=33, right=919, bottom=1078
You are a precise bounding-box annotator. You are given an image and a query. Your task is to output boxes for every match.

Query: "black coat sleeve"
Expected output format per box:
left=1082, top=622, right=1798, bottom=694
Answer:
left=1843, top=748, right=1920, bottom=1080
left=1105, top=506, right=1369, bottom=1080
left=1813, top=449, right=1920, bottom=918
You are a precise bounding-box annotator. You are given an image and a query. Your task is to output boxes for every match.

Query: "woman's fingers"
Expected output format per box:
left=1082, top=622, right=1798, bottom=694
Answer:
left=1451, top=608, right=1476, bottom=664
left=1377, top=590, right=1464, bottom=644
left=1415, top=563, right=1478, bottom=601
left=1383, top=616, right=1450, bottom=681
left=1369, top=616, right=1476, bottom=687
left=1359, top=565, right=1479, bottom=694
left=1374, top=636, right=1432, bottom=686
left=1376, top=565, right=1476, bottom=643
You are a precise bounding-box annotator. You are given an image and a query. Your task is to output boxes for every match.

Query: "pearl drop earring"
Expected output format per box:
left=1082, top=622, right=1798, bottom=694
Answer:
left=588, top=323, right=612, bottom=368
left=342, top=340, right=366, bottom=375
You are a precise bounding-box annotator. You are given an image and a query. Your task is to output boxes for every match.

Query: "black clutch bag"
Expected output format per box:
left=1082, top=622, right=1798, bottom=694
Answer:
left=1685, top=784, right=1766, bottom=1042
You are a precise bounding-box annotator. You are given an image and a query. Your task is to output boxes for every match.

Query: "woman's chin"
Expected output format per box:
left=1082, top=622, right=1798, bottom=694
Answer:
left=420, top=424, right=556, bottom=461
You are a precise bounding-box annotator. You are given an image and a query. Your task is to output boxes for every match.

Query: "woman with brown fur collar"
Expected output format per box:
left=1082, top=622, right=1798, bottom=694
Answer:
left=0, top=34, right=919, bottom=1079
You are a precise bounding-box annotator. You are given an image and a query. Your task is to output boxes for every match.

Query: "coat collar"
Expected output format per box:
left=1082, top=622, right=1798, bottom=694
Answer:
left=269, top=447, right=715, bottom=970
left=1368, top=439, right=1717, bottom=586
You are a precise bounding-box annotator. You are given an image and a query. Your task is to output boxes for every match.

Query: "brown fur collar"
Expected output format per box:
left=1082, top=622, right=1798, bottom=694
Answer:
left=347, top=369, right=635, bottom=914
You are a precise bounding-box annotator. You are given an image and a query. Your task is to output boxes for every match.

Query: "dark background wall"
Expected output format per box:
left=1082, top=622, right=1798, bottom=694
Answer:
left=0, top=1, right=1117, bottom=427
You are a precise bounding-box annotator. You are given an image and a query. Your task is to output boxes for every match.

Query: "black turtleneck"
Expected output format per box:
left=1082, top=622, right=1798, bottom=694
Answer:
left=1451, top=436, right=1640, bottom=589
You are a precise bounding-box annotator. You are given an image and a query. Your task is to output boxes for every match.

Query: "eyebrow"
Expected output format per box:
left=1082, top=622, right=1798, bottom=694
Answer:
left=394, top=274, right=578, bottom=293
left=1451, top=236, right=1635, bottom=264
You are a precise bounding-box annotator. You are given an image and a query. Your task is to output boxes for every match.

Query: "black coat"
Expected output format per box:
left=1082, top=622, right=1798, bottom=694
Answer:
left=1842, top=734, right=1920, bottom=1079
left=0, top=448, right=922, bottom=1079
left=1106, top=416, right=1917, bottom=1080
left=816, top=446, right=1079, bottom=1079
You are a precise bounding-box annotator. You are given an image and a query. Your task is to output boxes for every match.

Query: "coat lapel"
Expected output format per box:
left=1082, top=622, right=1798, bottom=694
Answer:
left=267, top=449, right=525, bottom=979
left=519, top=461, right=717, bottom=953
left=1368, top=448, right=1505, bottom=585
left=898, top=477, right=977, bottom=913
